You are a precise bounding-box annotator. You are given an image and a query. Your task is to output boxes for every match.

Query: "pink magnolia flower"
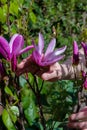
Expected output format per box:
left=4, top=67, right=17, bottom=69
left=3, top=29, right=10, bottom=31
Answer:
left=32, top=33, right=66, bottom=66
left=0, top=34, right=34, bottom=71
left=83, top=78, right=87, bottom=89
left=72, top=41, right=79, bottom=65
left=81, top=42, right=87, bottom=55
left=81, top=71, right=87, bottom=89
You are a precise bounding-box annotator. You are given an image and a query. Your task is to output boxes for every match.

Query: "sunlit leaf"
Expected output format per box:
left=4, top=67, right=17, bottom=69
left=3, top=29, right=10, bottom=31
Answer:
left=0, top=5, right=7, bottom=23
left=24, top=105, right=38, bottom=125
left=29, top=11, right=37, bottom=23
left=1, top=0, right=7, bottom=4
left=10, top=1, right=19, bottom=16
left=2, top=109, right=16, bottom=130
left=24, top=96, right=39, bottom=125
left=9, top=106, right=19, bottom=123
left=5, top=86, right=14, bottom=97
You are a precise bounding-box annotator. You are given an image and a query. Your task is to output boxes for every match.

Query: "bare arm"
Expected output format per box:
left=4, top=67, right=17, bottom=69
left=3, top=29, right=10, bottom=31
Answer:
left=16, top=48, right=86, bottom=81
left=39, top=48, right=86, bottom=81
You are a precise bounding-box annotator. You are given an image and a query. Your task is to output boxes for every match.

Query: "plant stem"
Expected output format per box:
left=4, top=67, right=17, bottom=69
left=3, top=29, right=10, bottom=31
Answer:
left=34, top=76, right=46, bottom=130
left=36, top=93, right=46, bottom=130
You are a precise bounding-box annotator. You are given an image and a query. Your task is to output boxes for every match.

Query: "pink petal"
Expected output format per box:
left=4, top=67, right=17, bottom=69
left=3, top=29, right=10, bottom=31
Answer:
left=83, top=79, right=87, bottom=89
left=45, top=38, right=56, bottom=56
left=9, top=34, right=24, bottom=57
left=40, top=55, right=65, bottom=66
left=44, top=46, right=66, bottom=61
left=38, top=33, right=44, bottom=55
left=53, top=46, right=67, bottom=56
left=81, top=42, right=87, bottom=55
left=0, top=36, right=10, bottom=60
left=73, top=41, right=79, bottom=65
left=11, top=54, right=17, bottom=71
left=17, top=45, right=34, bottom=56
left=73, top=41, right=79, bottom=55
left=32, top=50, right=41, bottom=65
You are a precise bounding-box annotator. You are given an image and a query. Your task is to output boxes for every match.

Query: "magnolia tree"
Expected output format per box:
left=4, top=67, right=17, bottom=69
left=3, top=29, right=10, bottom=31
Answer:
left=0, top=33, right=67, bottom=130
left=0, top=33, right=87, bottom=130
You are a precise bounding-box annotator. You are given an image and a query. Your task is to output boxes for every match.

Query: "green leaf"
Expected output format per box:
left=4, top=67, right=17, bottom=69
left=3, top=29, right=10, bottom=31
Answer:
left=24, top=98, right=38, bottom=125
left=5, top=86, right=14, bottom=97
left=29, top=11, right=37, bottom=23
left=2, top=109, right=16, bottom=130
left=9, top=106, right=19, bottom=123
left=0, top=5, right=7, bottom=23
left=21, top=87, right=35, bottom=109
left=1, top=0, right=7, bottom=4
left=10, top=106, right=19, bottom=117
left=10, top=1, right=19, bottom=16
left=19, top=76, right=27, bottom=87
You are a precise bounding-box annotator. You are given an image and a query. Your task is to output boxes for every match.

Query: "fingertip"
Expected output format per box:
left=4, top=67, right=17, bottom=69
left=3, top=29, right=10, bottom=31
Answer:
left=69, top=114, right=78, bottom=122
left=41, top=73, right=49, bottom=81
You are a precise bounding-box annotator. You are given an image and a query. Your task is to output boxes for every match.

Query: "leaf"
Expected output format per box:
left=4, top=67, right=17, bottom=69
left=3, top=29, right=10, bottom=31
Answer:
left=10, top=106, right=19, bottom=117
left=9, top=106, right=19, bottom=123
left=0, top=5, right=7, bottom=23
left=29, top=11, right=37, bottom=23
left=24, top=97, right=38, bottom=125
left=10, top=1, right=19, bottom=16
left=19, top=76, right=27, bottom=87
left=21, top=87, right=35, bottom=109
left=2, top=109, right=16, bottom=130
left=1, top=0, right=7, bottom=4
left=5, top=86, right=14, bottom=97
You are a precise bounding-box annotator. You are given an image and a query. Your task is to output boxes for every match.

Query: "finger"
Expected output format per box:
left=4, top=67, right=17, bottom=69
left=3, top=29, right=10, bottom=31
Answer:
left=80, top=107, right=87, bottom=112
left=68, top=121, right=87, bottom=130
left=41, top=70, right=62, bottom=81
left=16, top=56, right=39, bottom=75
left=69, top=111, right=87, bottom=122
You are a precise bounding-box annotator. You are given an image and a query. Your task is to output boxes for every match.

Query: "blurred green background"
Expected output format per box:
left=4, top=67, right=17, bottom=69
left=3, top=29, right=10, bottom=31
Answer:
left=0, top=0, right=87, bottom=130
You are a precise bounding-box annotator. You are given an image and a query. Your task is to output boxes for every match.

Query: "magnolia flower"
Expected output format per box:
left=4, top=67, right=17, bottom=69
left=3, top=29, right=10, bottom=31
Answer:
left=81, top=42, right=87, bottom=56
left=81, top=71, right=87, bottom=89
left=83, top=78, right=87, bottom=89
left=32, top=33, right=66, bottom=66
left=0, top=34, right=34, bottom=71
left=72, top=41, right=79, bottom=65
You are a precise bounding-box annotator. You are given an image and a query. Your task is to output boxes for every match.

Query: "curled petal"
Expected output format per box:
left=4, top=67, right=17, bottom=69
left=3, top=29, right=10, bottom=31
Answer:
left=73, top=41, right=79, bottom=55
left=81, top=42, right=87, bottom=55
left=73, top=41, right=79, bottom=65
left=0, top=36, right=10, bottom=60
left=45, top=38, right=56, bottom=56
left=9, top=34, right=24, bottom=56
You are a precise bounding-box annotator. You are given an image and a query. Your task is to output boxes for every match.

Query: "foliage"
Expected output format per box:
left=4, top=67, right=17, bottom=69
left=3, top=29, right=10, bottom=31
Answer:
left=0, top=0, right=87, bottom=130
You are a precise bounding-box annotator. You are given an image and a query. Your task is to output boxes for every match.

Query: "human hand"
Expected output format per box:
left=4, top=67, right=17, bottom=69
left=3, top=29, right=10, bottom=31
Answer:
left=68, top=107, right=87, bottom=130
left=16, top=55, right=40, bottom=76
left=16, top=55, right=62, bottom=81
left=16, top=55, right=49, bottom=78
